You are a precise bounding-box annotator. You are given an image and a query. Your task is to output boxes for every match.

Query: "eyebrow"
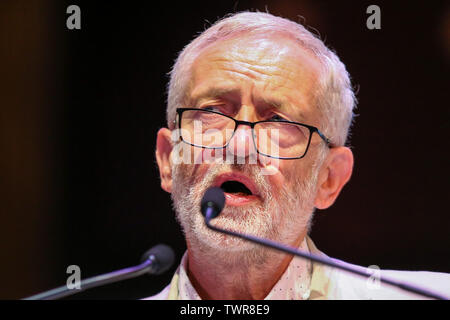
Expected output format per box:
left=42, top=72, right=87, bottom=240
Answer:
left=189, top=86, right=307, bottom=121
left=260, top=95, right=284, bottom=110
left=191, top=86, right=287, bottom=108
left=262, top=96, right=309, bottom=122
left=190, top=86, right=240, bottom=105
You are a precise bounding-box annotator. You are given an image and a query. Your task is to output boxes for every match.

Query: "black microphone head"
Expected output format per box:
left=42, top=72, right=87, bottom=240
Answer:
left=141, top=244, right=175, bottom=275
left=201, top=187, right=226, bottom=220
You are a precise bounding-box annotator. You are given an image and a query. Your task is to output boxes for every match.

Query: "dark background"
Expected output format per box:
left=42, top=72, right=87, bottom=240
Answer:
left=1, top=0, right=449, bottom=299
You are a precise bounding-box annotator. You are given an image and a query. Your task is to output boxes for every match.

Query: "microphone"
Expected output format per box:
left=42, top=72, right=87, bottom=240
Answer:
left=201, top=187, right=448, bottom=300
left=24, top=244, right=175, bottom=300
left=201, top=186, right=226, bottom=221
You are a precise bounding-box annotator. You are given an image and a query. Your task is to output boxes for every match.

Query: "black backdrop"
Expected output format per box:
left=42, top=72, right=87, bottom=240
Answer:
left=1, top=0, right=449, bottom=299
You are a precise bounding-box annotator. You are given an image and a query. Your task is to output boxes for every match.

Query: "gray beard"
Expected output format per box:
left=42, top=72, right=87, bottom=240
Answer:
left=171, top=157, right=323, bottom=268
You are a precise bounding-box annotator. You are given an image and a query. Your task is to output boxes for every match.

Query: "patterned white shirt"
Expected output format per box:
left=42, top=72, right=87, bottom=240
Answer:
left=145, top=237, right=450, bottom=300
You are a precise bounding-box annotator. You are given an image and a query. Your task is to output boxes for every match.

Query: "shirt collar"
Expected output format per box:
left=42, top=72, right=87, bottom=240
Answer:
left=306, top=237, right=334, bottom=300
left=170, top=236, right=334, bottom=300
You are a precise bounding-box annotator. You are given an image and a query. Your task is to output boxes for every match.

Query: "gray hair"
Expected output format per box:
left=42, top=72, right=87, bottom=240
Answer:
left=166, top=11, right=356, bottom=146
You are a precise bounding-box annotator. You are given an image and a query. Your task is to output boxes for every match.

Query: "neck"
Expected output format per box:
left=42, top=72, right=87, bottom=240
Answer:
left=185, top=235, right=310, bottom=300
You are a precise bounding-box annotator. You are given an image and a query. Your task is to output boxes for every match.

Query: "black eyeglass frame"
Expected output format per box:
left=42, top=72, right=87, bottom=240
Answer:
left=175, top=107, right=331, bottom=160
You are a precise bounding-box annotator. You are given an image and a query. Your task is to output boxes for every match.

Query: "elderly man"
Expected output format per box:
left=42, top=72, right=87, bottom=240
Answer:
left=150, top=12, right=450, bottom=300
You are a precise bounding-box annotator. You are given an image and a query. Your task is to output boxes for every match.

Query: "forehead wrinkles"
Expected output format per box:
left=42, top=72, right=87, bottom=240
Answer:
left=196, top=36, right=297, bottom=81
left=210, top=60, right=301, bottom=96
left=187, top=34, right=323, bottom=116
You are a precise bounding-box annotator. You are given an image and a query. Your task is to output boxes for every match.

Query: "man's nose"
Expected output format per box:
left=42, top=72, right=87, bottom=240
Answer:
left=226, top=122, right=258, bottom=162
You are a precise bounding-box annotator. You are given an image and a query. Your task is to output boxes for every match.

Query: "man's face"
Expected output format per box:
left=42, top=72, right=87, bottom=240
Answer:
left=169, top=34, right=327, bottom=259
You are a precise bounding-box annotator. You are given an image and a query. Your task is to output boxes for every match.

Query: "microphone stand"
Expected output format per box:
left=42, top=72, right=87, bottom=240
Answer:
left=24, top=256, right=158, bottom=300
left=24, top=244, right=174, bottom=300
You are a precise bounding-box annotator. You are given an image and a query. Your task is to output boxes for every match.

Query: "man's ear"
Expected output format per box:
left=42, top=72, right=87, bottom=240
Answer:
left=314, top=147, right=354, bottom=209
left=156, top=128, right=174, bottom=193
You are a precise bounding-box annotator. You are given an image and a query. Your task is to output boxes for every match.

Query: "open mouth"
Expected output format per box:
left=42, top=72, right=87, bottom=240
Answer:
left=220, top=180, right=253, bottom=196
left=214, top=173, right=259, bottom=206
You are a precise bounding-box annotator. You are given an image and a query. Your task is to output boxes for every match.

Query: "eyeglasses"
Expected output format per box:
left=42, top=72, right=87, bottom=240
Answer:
left=175, top=108, right=331, bottom=160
